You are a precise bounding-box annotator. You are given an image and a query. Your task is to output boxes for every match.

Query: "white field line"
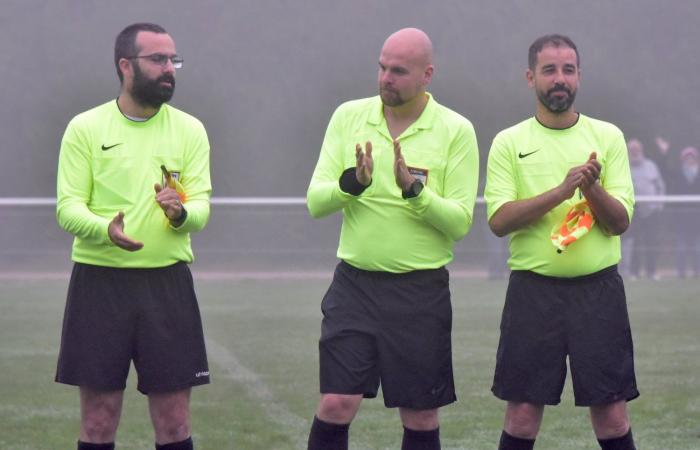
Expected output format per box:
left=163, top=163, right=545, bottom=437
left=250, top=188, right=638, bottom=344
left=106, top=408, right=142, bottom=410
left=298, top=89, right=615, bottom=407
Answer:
left=207, top=339, right=377, bottom=449
left=0, top=348, right=56, bottom=357
left=204, top=338, right=309, bottom=449
left=0, top=404, right=78, bottom=420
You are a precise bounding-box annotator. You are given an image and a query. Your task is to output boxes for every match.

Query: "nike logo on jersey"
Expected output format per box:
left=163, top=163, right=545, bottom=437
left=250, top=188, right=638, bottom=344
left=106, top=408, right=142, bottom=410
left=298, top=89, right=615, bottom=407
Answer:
left=101, top=143, right=123, bottom=151
left=518, top=149, right=540, bottom=159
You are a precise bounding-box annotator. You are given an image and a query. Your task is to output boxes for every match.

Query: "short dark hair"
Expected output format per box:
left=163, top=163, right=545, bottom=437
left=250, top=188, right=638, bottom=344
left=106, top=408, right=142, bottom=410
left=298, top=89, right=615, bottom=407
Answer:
left=528, top=34, right=579, bottom=71
left=114, top=22, right=168, bottom=83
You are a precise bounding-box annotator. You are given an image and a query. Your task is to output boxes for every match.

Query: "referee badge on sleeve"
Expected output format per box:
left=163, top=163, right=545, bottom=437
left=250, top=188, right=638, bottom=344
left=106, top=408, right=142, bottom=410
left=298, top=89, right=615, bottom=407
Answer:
left=407, top=167, right=428, bottom=185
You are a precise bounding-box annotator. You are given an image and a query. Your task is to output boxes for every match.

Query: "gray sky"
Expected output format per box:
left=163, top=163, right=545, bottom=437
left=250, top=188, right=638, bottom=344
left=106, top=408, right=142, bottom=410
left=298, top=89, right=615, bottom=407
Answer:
left=1, top=0, right=697, bottom=197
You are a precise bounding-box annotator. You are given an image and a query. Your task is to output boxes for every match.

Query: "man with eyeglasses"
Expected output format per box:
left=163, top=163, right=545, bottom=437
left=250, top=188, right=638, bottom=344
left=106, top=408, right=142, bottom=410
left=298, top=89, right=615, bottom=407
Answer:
left=55, top=23, right=211, bottom=450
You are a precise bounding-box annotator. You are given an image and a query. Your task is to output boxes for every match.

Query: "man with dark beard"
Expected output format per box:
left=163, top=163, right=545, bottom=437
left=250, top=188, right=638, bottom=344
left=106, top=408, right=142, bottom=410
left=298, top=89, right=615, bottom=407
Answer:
left=484, top=35, right=638, bottom=450
left=55, top=23, right=211, bottom=450
left=305, top=28, right=479, bottom=450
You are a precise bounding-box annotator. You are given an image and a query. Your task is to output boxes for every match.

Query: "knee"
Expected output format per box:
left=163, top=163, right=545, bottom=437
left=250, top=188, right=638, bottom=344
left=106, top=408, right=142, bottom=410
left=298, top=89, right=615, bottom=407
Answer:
left=505, top=415, right=539, bottom=439
left=590, top=402, right=630, bottom=439
left=593, top=418, right=630, bottom=439
left=504, top=403, right=543, bottom=439
left=317, top=394, right=362, bottom=424
left=400, top=408, right=439, bottom=431
left=152, top=408, right=191, bottom=442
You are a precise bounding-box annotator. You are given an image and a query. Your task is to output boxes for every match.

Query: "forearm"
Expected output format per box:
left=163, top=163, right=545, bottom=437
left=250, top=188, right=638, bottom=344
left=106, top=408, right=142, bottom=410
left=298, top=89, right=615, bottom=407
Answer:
left=56, top=200, right=111, bottom=244
left=408, top=188, right=473, bottom=241
left=408, top=128, right=478, bottom=242
left=170, top=198, right=210, bottom=233
left=581, top=183, right=629, bottom=235
left=175, top=138, right=211, bottom=232
left=56, top=127, right=110, bottom=242
left=489, top=186, right=568, bottom=237
left=307, top=176, right=357, bottom=219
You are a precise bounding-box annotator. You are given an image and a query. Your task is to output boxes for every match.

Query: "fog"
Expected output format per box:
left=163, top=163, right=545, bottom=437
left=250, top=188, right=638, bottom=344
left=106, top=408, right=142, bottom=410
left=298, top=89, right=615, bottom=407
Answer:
left=0, top=0, right=697, bottom=272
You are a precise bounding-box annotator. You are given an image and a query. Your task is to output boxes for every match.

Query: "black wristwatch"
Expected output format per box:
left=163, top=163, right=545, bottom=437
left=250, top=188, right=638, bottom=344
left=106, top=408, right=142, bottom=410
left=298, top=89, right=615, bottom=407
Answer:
left=402, top=179, right=424, bottom=199
left=170, top=206, right=188, bottom=227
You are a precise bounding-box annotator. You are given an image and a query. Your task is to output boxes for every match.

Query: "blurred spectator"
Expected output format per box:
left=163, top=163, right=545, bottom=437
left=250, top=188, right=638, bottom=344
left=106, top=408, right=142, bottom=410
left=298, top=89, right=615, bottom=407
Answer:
left=657, top=138, right=700, bottom=278
left=622, top=139, right=665, bottom=279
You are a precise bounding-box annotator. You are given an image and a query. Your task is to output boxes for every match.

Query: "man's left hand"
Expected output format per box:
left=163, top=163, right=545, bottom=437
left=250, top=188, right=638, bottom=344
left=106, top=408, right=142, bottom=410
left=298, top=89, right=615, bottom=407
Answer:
left=154, top=183, right=184, bottom=221
left=393, top=140, right=415, bottom=191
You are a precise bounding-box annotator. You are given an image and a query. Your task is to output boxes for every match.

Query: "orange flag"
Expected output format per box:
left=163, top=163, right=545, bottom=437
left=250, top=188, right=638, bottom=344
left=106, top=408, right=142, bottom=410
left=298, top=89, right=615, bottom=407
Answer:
left=550, top=200, right=595, bottom=253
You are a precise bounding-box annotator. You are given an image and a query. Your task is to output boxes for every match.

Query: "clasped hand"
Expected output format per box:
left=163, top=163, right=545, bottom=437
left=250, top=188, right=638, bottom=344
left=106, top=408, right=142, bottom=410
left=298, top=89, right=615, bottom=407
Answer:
left=560, top=152, right=601, bottom=199
left=355, top=139, right=416, bottom=191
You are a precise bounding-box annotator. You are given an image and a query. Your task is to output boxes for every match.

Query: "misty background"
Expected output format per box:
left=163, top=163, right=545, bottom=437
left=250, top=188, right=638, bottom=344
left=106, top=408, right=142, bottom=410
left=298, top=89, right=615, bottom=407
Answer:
left=1, top=0, right=698, bottom=272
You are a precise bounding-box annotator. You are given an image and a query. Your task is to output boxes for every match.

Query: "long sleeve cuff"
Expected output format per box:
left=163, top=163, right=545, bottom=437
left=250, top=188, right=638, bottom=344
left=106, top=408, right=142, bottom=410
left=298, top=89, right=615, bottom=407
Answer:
left=169, top=206, right=188, bottom=229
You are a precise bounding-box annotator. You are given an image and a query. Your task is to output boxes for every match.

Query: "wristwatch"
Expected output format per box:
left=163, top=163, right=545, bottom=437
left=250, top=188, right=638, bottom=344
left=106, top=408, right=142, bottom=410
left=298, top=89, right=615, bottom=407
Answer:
left=170, top=206, right=188, bottom=227
left=402, top=179, right=424, bottom=199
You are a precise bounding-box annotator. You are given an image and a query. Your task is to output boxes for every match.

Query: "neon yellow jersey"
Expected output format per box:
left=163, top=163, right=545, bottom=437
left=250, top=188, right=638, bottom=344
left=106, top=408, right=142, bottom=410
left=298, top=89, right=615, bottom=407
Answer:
left=307, top=94, right=479, bottom=272
left=56, top=100, right=211, bottom=268
left=485, top=115, right=634, bottom=277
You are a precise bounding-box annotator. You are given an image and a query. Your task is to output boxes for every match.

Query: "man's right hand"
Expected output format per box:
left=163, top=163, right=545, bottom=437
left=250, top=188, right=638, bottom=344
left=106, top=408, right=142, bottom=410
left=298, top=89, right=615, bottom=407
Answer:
left=557, top=166, right=586, bottom=200
left=355, top=141, right=373, bottom=186
left=108, top=211, right=144, bottom=251
left=557, top=153, right=600, bottom=200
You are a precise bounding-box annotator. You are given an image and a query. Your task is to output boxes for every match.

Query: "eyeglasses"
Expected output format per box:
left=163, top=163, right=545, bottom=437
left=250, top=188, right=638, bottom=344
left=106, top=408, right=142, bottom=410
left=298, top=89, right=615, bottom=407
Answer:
left=126, top=53, right=184, bottom=69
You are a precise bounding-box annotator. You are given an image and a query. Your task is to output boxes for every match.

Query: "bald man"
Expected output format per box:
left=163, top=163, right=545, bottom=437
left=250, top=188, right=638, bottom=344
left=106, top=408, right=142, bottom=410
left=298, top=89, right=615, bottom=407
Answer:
left=306, top=28, right=479, bottom=450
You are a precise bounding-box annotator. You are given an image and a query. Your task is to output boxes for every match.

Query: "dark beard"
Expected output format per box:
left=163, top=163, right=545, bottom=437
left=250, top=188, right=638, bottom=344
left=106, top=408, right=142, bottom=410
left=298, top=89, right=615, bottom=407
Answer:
left=130, top=62, right=175, bottom=109
left=538, top=85, right=576, bottom=113
left=380, top=87, right=404, bottom=107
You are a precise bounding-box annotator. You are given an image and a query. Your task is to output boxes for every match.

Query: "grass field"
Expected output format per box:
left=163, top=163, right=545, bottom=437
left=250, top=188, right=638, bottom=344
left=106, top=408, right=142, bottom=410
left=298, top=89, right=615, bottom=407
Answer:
left=1, top=274, right=699, bottom=450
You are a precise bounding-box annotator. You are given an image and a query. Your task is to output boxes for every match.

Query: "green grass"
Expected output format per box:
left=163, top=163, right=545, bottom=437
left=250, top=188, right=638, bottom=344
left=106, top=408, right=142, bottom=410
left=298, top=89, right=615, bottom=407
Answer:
left=1, top=276, right=699, bottom=449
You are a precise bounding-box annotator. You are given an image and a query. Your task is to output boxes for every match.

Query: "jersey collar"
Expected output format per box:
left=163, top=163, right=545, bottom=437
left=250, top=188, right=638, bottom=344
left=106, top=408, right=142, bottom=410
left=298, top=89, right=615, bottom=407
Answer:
left=368, top=92, right=437, bottom=138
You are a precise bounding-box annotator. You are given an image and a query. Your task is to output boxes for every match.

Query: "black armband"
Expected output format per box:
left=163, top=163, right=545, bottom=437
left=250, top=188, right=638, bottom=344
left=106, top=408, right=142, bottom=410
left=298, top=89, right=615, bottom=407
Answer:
left=339, top=167, right=371, bottom=196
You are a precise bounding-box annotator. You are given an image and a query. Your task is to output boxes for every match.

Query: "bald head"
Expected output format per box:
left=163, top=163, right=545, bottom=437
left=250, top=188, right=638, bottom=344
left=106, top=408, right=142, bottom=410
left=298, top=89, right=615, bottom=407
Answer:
left=378, top=28, right=434, bottom=108
left=381, top=28, right=433, bottom=67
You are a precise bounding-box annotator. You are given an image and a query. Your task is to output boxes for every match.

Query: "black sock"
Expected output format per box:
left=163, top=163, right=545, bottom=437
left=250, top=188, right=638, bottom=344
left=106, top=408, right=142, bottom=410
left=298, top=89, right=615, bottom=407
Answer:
left=77, top=442, right=115, bottom=450
left=307, top=416, right=350, bottom=450
left=598, top=429, right=636, bottom=450
left=155, top=436, right=193, bottom=450
left=498, top=430, right=535, bottom=450
left=401, top=426, right=440, bottom=450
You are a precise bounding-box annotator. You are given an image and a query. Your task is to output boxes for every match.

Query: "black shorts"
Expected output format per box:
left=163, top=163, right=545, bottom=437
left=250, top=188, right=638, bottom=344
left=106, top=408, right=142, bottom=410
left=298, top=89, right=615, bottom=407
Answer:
left=55, top=262, right=210, bottom=394
left=492, top=265, right=639, bottom=406
left=319, top=261, right=455, bottom=409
